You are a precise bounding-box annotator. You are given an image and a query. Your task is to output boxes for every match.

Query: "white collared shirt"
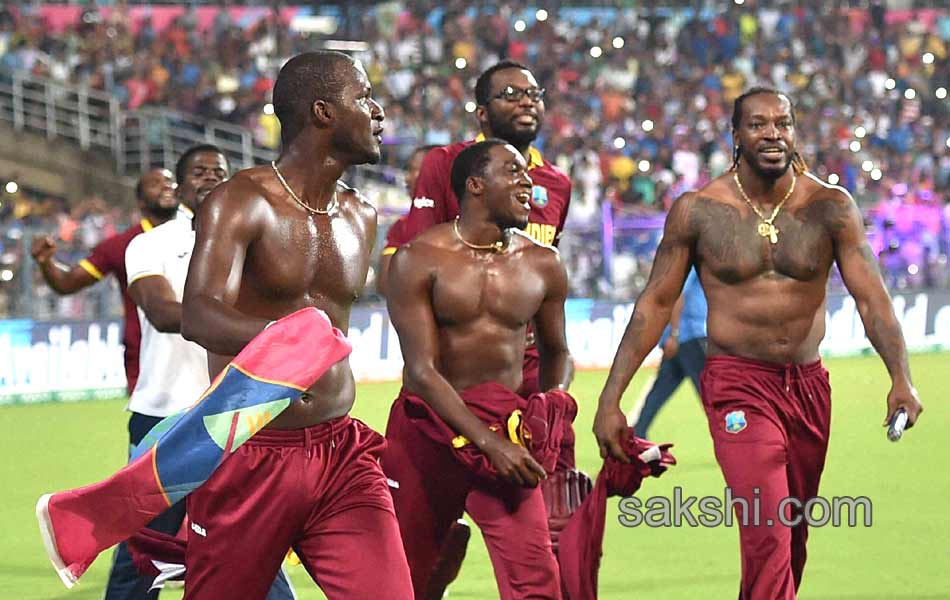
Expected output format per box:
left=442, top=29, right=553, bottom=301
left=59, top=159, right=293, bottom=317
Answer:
left=124, top=208, right=209, bottom=416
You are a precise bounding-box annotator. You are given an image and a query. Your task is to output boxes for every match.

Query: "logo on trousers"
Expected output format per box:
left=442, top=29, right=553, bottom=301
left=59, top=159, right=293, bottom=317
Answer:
left=725, top=410, right=747, bottom=434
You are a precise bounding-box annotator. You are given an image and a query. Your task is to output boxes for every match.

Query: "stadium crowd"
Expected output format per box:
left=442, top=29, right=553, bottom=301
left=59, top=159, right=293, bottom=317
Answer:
left=0, top=190, right=129, bottom=318
left=1, top=1, right=949, bottom=315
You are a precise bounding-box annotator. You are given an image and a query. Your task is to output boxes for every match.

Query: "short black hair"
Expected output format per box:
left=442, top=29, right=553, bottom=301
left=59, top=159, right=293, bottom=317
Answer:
left=450, top=139, right=509, bottom=202
left=273, top=51, right=355, bottom=147
left=731, top=86, right=796, bottom=131
left=475, top=59, right=533, bottom=105
left=175, top=144, right=226, bottom=184
left=412, top=144, right=440, bottom=159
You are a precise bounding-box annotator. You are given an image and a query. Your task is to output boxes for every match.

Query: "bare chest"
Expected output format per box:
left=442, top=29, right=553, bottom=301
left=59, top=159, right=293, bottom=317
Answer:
left=431, top=253, right=546, bottom=327
left=691, top=199, right=834, bottom=284
left=248, top=211, right=372, bottom=305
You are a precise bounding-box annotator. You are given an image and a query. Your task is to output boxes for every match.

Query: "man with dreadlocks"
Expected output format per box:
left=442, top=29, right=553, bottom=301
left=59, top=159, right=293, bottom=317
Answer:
left=593, top=87, right=923, bottom=599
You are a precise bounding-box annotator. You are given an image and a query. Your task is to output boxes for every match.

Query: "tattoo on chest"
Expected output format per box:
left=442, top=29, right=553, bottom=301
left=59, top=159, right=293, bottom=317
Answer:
left=689, top=199, right=746, bottom=265
left=691, top=196, right=835, bottom=281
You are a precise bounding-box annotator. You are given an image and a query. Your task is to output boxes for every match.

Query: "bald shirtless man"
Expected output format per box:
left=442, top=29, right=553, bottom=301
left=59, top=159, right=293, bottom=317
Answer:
left=594, top=87, right=923, bottom=599
left=179, top=51, right=412, bottom=600
left=384, top=139, right=573, bottom=599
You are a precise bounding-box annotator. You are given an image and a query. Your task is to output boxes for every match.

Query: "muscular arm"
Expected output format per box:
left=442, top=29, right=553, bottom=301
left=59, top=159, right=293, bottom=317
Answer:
left=181, top=184, right=270, bottom=355
left=831, top=191, right=921, bottom=425
left=31, top=236, right=99, bottom=294
left=376, top=252, right=394, bottom=297
left=594, top=193, right=695, bottom=460
left=598, top=193, right=696, bottom=409
left=668, top=291, right=686, bottom=338
left=533, top=249, right=572, bottom=391
left=388, top=245, right=546, bottom=486
left=129, top=276, right=182, bottom=333
left=377, top=218, right=410, bottom=298
left=833, top=193, right=910, bottom=383
left=388, top=247, right=502, bottom=448
left=37, top=260, right=98, bottom=294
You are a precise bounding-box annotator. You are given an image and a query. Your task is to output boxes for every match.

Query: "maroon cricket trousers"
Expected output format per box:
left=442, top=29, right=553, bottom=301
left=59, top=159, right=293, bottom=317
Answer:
left=700, top=355, right=832, bottom=600
left=382, top=387, right=563, bottom=600
left=184, top=416, right=414, bottom=600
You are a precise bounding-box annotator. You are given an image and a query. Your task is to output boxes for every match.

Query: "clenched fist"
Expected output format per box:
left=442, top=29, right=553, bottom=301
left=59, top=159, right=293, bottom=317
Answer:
left=31, top=236, right=57, bottom=264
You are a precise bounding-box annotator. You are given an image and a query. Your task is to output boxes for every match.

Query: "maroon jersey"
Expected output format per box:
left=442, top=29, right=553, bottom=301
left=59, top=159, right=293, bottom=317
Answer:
left=79, top=219, right=152, bottom=394
left=384, top=136, right=572, bottom=253
left=380, top=216, right=410, bottom=258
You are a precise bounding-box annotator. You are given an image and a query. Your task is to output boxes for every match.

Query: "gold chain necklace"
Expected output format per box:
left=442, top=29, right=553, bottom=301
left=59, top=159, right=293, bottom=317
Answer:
left=271, top=161, right=337, bottom=216
left=453, top=218, right=507, bottom=253
left=733, top=171, right=796, bottom=244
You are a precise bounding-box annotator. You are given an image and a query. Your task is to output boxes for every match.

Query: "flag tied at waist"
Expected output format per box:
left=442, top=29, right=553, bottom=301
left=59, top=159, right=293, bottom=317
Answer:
left=36, top=307, right=352, bottom=588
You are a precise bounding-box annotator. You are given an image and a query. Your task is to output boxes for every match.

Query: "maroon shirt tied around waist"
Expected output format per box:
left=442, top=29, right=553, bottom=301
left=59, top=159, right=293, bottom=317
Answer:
left=394, top=382, right=577, bottom=479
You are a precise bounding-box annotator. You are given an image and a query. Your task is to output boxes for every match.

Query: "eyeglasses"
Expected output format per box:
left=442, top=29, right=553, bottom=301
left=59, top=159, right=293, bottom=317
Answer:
left=490, top=85, right=546, bottom=103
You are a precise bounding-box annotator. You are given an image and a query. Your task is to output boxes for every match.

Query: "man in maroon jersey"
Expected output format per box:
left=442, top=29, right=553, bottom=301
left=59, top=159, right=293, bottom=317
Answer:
left=387, top=60, right=577, bottom=599
left=31, top=168, right=178, bottom=395
left=392, top=60, right=572, bottom=252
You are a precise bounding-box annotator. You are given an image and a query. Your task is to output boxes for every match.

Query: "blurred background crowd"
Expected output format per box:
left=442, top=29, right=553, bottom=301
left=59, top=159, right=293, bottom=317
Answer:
left=0, top=0, right=948, bottom=319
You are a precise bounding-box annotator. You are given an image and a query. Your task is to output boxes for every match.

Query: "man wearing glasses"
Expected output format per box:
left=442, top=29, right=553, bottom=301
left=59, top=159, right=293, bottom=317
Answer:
left=386, top=60, right=575, bottom=600
left=393, top=60, right=572, bottom=254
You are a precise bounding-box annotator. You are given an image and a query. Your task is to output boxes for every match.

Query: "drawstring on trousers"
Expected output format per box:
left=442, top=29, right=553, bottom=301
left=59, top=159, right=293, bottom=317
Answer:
left=783, top=364, right=812, bottom=400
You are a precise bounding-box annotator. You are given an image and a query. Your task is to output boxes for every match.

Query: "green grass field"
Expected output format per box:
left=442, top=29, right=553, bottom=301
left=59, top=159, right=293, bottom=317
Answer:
left=2, top=353, right=947, bottom=600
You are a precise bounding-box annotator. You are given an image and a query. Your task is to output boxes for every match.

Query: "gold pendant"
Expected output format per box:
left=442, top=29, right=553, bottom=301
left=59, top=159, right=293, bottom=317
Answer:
left=757, top=222, right=779, bottom=244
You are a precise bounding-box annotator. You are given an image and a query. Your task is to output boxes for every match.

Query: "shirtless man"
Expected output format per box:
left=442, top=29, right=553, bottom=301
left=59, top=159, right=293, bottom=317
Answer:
left=594, top=87, right=923, bottom=599
left=384, top=139, right=572, bottom=599
left=179, top=51, right=412, bottom=600
left=391, top=61, right=577, bottom=599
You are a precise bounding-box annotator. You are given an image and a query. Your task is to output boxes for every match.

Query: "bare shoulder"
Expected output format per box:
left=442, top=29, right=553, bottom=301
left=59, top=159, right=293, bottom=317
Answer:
left=391, top=223, right=454, bottom=269
left=797, top=172, right=861, bottom=231
left=511, top=229, right=565, bottom=274
left=800, top=172, right=855, bottom=206
left=401, top=222, right=455, bottom=252
left=512, top=229, right=559, bottom=258
left=197, top=166, right=273, bottom=224
left=692, top=172, right=745, bottom=207
left=337, top=181, right=377, bottom=223
left=664, top=186, right=709, bottom=234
